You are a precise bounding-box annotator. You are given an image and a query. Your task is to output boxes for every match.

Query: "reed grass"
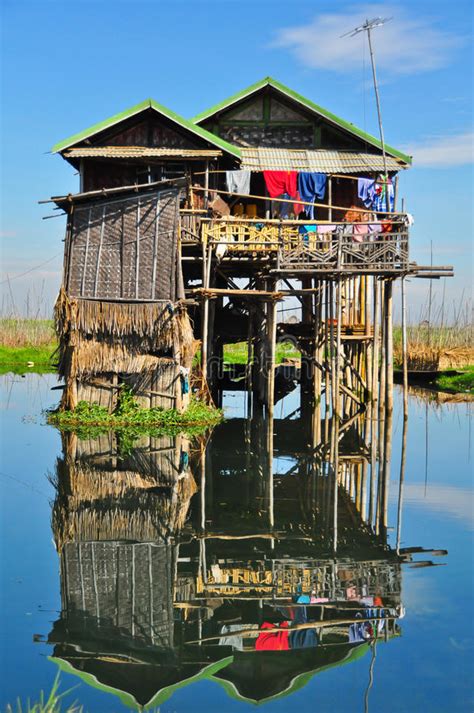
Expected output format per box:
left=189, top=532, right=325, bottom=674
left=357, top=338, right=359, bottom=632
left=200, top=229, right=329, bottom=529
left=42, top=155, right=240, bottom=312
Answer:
left=0, top=318, right=56, bottom=347
left=6, top=674, right=82, bottom=713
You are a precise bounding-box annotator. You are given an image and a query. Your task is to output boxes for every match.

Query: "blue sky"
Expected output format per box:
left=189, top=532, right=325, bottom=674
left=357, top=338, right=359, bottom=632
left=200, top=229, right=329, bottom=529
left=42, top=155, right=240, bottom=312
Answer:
left=1, top=0, right=472, bottom=318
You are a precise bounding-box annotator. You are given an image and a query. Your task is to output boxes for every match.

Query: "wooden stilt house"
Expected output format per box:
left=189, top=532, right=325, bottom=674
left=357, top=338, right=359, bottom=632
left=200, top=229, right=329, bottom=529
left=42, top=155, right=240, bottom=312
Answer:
left=49, top=77, right=451, bottom=412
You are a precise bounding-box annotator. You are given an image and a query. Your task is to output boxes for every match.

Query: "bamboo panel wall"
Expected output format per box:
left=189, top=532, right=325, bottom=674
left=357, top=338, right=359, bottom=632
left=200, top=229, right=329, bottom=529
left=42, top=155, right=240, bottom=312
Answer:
left=61, top=541, right=175, bottom=650
left=66, top=189, right=179, bottom=301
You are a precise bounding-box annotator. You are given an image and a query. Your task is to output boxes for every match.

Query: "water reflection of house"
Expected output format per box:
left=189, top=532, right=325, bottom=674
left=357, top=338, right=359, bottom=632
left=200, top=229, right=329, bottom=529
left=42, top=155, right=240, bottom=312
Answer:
left=45, top=407, right=447, bottom=710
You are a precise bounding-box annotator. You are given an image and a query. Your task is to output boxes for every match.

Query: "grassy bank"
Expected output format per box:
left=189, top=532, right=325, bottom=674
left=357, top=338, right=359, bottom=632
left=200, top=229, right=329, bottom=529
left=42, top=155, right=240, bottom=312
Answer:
left=223, top=340, right=300, bottom=365
left=433, top=367, right=474, bottom=394
left=0, top=318, right=57, bottom=373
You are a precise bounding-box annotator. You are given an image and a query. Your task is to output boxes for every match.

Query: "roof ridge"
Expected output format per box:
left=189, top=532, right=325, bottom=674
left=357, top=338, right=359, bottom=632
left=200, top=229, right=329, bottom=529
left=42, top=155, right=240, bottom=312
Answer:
left=190, top=77, right=411, bottom=165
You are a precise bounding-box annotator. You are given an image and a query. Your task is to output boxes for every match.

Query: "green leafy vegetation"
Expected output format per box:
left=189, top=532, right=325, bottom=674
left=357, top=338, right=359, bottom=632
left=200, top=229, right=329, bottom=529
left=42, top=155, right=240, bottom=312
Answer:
left=6, top=674, right=82, bottom=712
left=48, top=387, right=223, bottom=444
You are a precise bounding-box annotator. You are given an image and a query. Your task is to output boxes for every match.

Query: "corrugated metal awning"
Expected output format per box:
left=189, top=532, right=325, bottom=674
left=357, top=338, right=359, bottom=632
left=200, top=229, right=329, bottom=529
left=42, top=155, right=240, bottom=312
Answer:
left=63, top=147, right=222, bottom=159
left=240, top=148, right=408, bottom=173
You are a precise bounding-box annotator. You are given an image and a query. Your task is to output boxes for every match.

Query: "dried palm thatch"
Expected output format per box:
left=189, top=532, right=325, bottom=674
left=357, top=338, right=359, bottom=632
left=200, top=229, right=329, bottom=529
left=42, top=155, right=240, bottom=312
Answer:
left=52, top=469, right=197, bottom=551
left=55, top=288, right=195, bottom=376
left=54, top=288, right=195, bottom=410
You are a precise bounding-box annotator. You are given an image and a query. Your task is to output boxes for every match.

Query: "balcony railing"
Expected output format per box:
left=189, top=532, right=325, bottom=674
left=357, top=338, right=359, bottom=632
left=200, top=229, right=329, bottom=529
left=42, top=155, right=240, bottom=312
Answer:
left=194, top=217, right=409, bottom=272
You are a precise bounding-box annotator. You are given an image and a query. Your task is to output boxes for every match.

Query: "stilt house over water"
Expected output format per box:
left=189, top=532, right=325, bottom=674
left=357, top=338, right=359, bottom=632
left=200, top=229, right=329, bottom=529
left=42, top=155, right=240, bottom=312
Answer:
left=49, top=77, right=451, bottom=413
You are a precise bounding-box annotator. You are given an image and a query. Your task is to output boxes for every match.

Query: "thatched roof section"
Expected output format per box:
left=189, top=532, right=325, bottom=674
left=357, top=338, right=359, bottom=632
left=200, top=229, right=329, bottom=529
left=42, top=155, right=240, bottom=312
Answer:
left=52, top=467, right=197, bottom=550
left=54, top=288, right=195, bottom=379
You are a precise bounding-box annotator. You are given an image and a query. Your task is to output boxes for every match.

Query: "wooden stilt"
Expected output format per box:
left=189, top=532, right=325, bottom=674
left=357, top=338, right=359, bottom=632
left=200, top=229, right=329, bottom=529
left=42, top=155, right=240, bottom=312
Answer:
left=401, top=276, right=409, bottom=419
left=266, top=291, right=278, bottom=418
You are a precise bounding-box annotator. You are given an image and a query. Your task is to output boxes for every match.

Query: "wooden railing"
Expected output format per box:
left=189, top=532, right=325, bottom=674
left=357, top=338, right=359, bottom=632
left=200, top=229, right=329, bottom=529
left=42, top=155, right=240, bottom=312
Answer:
left=196, top=217, right=409, bottom=272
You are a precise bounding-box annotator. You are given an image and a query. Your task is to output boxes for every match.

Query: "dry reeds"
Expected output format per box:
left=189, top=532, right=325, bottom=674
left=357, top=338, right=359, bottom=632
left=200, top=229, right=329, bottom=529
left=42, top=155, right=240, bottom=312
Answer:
left=0, top=317, right=55, bottom=347
left=54, top=287, right=195, bottom=383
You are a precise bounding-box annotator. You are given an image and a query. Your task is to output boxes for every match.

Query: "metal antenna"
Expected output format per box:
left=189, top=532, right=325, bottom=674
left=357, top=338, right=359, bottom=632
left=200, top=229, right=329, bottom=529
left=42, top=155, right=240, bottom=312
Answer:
left=342, top=17, right=392, bottom=207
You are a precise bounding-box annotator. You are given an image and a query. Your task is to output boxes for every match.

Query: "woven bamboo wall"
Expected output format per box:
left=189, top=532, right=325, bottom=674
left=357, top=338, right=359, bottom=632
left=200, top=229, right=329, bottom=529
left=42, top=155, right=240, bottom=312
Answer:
left=66, top=188, right=179, bottom=301
left=61, top=541, right=175, bottom=650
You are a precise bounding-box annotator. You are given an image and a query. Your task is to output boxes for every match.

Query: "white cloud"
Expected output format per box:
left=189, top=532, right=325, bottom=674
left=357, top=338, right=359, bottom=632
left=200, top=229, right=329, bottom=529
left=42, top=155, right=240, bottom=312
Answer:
left=397, top=483, right=474, bottom=530
left=272, top=6, right=462, bottom=75
left=404, top=131, right=474, bottom=167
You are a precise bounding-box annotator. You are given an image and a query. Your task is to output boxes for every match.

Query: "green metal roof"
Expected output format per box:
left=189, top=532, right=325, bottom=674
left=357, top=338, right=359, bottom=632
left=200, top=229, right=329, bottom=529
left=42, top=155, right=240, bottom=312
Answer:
left=191, top=76, right=412, bottom=165
left=51, top=99, right=241, bottom=158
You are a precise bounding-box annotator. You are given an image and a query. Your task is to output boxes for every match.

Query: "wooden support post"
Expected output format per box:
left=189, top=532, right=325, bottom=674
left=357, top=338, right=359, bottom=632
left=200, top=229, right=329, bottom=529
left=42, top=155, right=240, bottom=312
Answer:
left=401, top=276, right=408, bottom=419
left=266, top=292, right=277, bottom=419
left=301, top=276, right=313, bottom=395
left=328, top=177, right=333, bottom=221
left=312, top=278, right=322, bottom=445
left=335, top=279, right=342, bottom=421
left=201, top=241, right=209, bottom=386
left=204, top=160, right=209, bottom=208
left=324, top=280, right=330, bottom=441
left=396, top=413, right=408, bottom=553
left=385, top=279, right=394, bottom=416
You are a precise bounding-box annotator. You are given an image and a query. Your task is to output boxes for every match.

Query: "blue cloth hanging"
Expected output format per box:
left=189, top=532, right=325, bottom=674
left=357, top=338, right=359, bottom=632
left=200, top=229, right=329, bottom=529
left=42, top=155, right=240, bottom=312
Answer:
left=297, top=173, right=327, bottom=218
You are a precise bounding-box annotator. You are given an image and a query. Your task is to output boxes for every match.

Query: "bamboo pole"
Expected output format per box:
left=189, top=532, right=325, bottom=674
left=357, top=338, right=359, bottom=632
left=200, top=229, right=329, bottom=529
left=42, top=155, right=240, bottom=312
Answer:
left=191, top=185, right=405, bottom=216
left=396, top=414, right=408, bottom=554
left=266, top=293, right=278, bottom=419
left=385, top=279, right=394, bottom=416
left=401, top=276, right=408, bottom=419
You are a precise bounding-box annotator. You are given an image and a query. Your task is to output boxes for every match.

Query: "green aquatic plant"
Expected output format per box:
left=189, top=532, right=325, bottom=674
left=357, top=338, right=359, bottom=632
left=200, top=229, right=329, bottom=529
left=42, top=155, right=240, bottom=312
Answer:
left=6, top=674, right=82, bottom=712
left=47, top=387, right=223, bottom=445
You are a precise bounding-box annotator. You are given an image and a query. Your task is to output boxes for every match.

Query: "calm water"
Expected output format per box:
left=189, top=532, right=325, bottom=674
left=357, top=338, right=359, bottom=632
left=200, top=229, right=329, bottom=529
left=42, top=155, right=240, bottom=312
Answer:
left=0, top=374, right=473, bottom=713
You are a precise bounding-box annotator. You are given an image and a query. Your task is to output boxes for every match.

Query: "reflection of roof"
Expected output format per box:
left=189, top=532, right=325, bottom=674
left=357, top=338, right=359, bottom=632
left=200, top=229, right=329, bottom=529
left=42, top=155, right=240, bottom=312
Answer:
left=51, top=98, right=241, bottom=157
left=192, top=76, right=412, bottom=165
left=63, top=147, right=222, bottom=160
left=49, top=642, right=371, bottom=709
left=240, top=147, right=407, bottom=173
left=50, top=655, right=233, bottom=710
left=211, top=643, right=370, bottom=704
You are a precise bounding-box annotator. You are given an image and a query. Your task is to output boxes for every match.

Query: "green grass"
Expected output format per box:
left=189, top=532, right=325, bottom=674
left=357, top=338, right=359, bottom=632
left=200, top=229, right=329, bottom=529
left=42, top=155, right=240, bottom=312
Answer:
left=223, top=340, right=300, bottom=365
left=433, top=366, right=474, bottom=394
left=0, top=344, right=57, bottom=374
left=0, top=317, right=57, bottom=373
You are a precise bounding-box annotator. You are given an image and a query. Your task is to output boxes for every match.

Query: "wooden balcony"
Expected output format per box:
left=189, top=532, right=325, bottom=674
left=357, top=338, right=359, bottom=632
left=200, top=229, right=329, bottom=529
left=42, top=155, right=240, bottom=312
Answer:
left=180, top=214, right=410, bottom=274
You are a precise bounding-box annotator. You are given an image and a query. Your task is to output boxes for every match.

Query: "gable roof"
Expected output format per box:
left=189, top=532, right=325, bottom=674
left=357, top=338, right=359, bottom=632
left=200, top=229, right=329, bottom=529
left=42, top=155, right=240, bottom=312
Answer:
left=191, top=76, right=411, bottom=165
left=51, top=98, right=241, bottom=158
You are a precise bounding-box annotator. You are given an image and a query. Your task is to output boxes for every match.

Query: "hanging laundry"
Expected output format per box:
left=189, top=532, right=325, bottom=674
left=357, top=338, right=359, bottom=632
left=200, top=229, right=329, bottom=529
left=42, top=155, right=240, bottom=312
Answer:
left=297, top=172, right=327, bottom=218
left=317, top=224, right=336, bottom=235
left=373, top=176, right=394, bottom=212
left=255, top=621, right=290, bottom=651
left=357, top=177, right=377, bottom=209
left=353, top=223, right=370, bottom=243
left=289, top=628, right=318, bottom=650
left=358, top=176, right=395, bottom=212
left=263, top=171, right=303, bottom=215
left=226, top=170, right=251, bottom=196
left=219, top=623, right=259, bottom=651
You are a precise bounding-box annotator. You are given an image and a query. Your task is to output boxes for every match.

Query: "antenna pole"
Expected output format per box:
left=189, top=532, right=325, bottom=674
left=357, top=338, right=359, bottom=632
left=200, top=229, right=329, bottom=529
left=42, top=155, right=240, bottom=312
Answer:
left=342, top=16, right=392, bottom=209
left=366, top=21, right=388, bottom=183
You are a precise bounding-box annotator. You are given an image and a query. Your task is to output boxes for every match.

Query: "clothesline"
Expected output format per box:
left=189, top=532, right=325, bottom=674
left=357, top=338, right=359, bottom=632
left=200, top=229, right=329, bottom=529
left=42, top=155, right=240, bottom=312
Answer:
left=190, top=169, right=394, bottom=184
left=190, top=185, right=403, bottom=217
